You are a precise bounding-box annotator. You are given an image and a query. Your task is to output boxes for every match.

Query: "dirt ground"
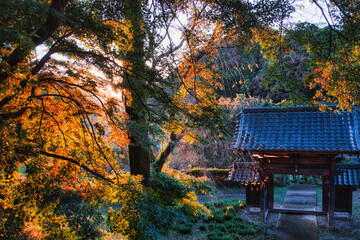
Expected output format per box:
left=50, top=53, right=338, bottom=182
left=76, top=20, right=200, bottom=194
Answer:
left=317, top=190, right=360, bottom=240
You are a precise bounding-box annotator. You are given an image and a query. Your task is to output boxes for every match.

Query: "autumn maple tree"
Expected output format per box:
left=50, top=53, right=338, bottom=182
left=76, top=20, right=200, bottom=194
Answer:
left=0, top=0, right=295, bottom=239
left=254, top=1, right=360, bottom=109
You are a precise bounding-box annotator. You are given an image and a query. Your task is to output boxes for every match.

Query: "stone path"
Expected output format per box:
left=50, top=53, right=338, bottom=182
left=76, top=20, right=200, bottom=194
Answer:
left=276, top=184, right=319, bottom=240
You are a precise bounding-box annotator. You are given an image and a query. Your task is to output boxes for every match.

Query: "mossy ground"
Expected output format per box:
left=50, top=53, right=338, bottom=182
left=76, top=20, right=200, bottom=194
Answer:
left=162, top=199, right=274, bottom=240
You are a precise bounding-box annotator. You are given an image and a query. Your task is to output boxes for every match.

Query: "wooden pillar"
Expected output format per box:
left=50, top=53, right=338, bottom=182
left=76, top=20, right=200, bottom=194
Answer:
left=246, top=185, right=251, bottom=207
left=268, top=174, right=274, bottom=211
left=260, top=182, right=269, bottom=222
left=328, top=162, right=335, bottom=226
left=348, top=189, right=353, bottom=218
left=260, top=184, right=265, bottom=221
left=322, top=176, right=328, bottom=213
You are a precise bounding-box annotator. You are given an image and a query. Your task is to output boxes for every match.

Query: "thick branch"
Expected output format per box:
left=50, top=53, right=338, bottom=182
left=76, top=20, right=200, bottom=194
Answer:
left=0, top=108, right=29, bottom=120
left=32, top=0, right=69, bottom=46
left=31, top=45, right=58, bottom=76
left=1, top=0, right=69, bottom=83
left=153, top=132, right=182, bottom=173
left=40, top=151, right=114, bottom=184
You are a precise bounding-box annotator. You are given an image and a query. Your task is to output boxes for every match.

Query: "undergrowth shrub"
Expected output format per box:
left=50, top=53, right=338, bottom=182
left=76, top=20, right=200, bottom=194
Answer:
left=176, top=224, right=193, bottom=234
left=199, top=224, right=207, bottom=231
left=0, top=162, right=104, bottom=240
left=188, top=168, right=230, bottom=182
left=107, top=169, right=214, bottom=240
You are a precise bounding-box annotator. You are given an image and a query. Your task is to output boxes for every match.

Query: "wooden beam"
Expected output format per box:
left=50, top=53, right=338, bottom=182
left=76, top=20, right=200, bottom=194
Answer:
left=272, top=208, right=326, bottom=215
left=259, top=159, right=332, bottom=165
left=254, top=155, right=333, bottom=164
left=263, top=167, right=329, bottom=175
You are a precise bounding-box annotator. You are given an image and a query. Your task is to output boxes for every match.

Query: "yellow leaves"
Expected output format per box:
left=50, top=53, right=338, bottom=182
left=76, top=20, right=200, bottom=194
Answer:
left=225, top=205, right=233, bottom=215
left=178, top=86, right=187, bottom=100
left=183, top=131, right=196, bottom=145
left=175, top=191, right=211, bottom=217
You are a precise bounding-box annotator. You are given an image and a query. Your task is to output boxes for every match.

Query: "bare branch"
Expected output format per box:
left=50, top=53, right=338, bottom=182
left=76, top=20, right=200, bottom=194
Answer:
left=40, top=150, right=114, bottom=184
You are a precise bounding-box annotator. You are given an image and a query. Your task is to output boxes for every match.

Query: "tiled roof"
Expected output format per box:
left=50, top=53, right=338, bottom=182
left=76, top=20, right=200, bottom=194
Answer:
left=231, top=106, right=360, bottom=153
left=335, top=163, right=360, bottom=187
left=227, top=162, right=263, bottom=184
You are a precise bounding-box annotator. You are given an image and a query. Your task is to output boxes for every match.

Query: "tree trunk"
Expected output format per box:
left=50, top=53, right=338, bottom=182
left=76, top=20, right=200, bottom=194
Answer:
left=153, top=132, right=181, bottom=173
left=126, top=105, right=151, bottom=184
left=123, top=0, right=150, bottom=184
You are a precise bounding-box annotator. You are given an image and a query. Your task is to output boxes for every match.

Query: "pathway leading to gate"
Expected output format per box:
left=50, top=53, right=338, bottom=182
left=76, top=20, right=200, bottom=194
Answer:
left=276, top=184, right=319, bottom=240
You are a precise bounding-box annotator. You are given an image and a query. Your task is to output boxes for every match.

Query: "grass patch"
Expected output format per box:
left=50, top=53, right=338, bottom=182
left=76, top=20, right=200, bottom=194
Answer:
left=164, top=198, right=273, bottom=239
left=273, top=186, right=288, bottom=205
left=233, top=215, right=243, bottom=222
left=316, top=184, right=322, bottom=206
left=207, top=230, right=224, bottom=240
left=175, top=225, right=192, bottom=234
left=214, top=213, right=225, bottom=223
left=215, top=224, right=226, bottom=232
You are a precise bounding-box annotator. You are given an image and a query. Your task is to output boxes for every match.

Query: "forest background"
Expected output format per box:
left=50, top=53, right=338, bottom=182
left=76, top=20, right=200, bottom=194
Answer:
left=1, top=0, right=360, bottom=239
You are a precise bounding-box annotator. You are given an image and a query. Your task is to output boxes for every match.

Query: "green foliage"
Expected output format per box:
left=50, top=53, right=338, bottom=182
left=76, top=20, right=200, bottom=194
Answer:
left=55, top=192, right=104, bottom=239
left=224, top=214, right=233, bottom=221
left=107, top=171, right=212, bottom=240
left=199, top=224, right=207, bottom=231
left=215, top=224, right=226, bottom=232
left=288, top=175, right=320, bottom=184
left=214, top=213, right=225, bottom=223
left=207, top=230, right=224, bottom=240
left=150, top=172, right=190, bottom=204
left=175, top=224, right=193, bottom=234
left=233, top=215, right=243, bottom=222
left=204, top=199, right=245, bottom=213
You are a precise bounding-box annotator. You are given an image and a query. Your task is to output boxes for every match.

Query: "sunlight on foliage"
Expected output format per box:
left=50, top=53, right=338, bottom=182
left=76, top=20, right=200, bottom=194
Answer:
left=107, top=171, right=213, bottom=240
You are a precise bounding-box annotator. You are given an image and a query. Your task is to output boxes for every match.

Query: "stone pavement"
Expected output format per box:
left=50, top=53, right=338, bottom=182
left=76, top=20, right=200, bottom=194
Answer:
left=276, top=184, right=319, bottom=240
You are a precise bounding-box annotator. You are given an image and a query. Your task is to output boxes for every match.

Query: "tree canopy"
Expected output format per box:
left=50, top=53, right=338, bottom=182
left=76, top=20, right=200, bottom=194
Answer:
left=255, top=1, right=360, bottom=109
